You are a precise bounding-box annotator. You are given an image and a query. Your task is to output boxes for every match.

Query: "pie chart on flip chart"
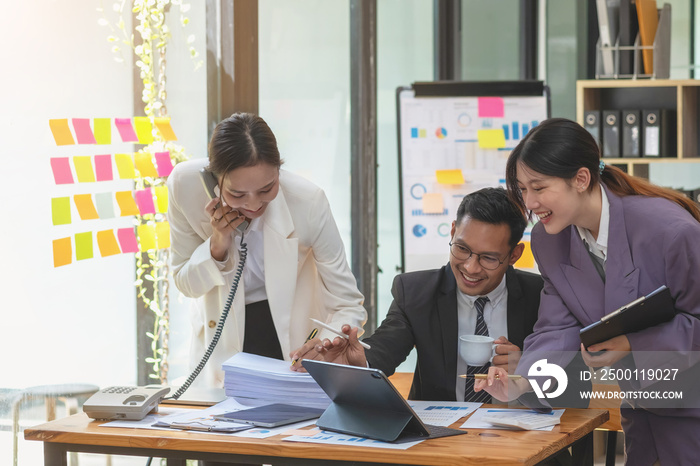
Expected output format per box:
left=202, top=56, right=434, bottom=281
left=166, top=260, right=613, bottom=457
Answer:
left=412, top=225, right=427, bottom=238
left=435, top=127, right=447, bottom=139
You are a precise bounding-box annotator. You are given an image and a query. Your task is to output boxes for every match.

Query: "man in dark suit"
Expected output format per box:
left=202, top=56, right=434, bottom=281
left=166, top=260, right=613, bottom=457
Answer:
left=307, top=187, right=543, bottom=402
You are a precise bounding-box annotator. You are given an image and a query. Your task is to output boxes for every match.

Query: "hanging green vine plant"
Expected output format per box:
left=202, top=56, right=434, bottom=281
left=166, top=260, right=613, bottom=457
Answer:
left=98, top=0, right=200, bottom=384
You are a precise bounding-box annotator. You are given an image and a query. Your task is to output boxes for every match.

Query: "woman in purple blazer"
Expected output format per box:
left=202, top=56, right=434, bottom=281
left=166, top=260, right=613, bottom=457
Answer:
left=476, top=118, right=700, bottom=465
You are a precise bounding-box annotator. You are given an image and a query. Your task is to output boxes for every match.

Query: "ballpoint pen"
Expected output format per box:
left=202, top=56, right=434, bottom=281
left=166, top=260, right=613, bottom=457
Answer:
left=460, top=374, right=522, bottom=379
left=309, top=318, right=371, bottom=350
left=291, top=327, right=319, bottom=366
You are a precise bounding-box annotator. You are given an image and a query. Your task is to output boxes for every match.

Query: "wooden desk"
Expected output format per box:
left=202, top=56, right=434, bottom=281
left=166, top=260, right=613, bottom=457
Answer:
left=25, top=405, right=608, bottom=466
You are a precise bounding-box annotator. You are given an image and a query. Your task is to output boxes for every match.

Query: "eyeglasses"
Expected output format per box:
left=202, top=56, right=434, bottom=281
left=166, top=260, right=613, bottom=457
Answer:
left=449, top=241, right=510, bottom=270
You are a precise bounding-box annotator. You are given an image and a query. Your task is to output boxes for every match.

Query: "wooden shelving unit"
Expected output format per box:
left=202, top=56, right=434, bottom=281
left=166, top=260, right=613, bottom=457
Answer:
left=576, top=79, right=700, bottom=178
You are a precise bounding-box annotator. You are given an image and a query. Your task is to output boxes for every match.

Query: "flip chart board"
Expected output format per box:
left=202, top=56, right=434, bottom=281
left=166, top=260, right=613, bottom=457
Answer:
left=397, top=81, right=549, bottom=272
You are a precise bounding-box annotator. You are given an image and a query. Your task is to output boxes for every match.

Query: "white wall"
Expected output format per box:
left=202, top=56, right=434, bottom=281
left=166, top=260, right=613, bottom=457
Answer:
left=0, top=1, right=206, bottom=389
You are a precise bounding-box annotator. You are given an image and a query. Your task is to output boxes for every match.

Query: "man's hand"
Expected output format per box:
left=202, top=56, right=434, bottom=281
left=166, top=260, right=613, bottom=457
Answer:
left=492, top=336, right=521, bottom=372
left=313, top=325, right=368, bottom=368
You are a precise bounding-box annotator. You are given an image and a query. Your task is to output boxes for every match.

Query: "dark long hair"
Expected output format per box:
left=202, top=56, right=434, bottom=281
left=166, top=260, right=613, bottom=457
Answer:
left=505, top=118, right=700, bottom=222
left=207, top=113, right=283, bottom=176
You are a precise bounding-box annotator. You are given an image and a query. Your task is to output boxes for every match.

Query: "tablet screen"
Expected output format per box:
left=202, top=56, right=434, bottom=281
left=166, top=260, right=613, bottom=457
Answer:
left=213, top=403, right=324, bottom=428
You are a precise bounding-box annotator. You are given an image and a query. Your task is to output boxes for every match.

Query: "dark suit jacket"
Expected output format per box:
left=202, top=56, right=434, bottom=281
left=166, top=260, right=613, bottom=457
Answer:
left=365, top=264, right=543, bottom=401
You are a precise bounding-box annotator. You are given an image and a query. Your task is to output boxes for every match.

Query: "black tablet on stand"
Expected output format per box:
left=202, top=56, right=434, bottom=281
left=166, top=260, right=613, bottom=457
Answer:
left=302, top=359, right=467, bottom=443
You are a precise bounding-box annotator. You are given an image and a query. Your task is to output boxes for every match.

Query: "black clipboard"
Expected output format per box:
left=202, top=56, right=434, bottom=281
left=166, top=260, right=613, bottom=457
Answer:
left=301, top=359, right=467, bottom=443
left=579, top=286, right=676, bottom=347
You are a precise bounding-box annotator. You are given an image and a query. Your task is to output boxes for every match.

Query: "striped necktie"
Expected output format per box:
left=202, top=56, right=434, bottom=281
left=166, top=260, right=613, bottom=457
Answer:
left=464, top=296, right=492, bottom=403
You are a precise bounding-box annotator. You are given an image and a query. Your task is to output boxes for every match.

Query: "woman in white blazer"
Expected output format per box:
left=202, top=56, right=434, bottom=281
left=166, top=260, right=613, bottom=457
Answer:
left=167, top=113, right=367, bottom=387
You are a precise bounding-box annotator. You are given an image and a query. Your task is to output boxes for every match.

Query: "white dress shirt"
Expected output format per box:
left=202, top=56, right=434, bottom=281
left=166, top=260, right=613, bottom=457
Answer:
left=576, top=183, right=610, bottom=266
left=455, top=275, right=508, bottom=400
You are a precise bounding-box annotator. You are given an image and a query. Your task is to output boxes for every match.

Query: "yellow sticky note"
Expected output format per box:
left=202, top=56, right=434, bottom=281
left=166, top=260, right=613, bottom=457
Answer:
left=74, top=232, right=93, bottom=261
left=96, top=230, right=121, bottom=257
left=51, top=197, right=71, bottom=225
left=134, top=116, right=154, bottom=144
left=73, top=194, right=100, bottom=220
left=156, top=221, right=171, bottom=249
left=49, top=119, right=75, bottom=145
left=154, top=117, right=177, bottom=141
left=137, top=224, right=157, bottom=251
left=115, top=191, right=140, bottom=216
left=134, top=152, right=159, bottom=178
left=53, top=237, right=72, bottom=267
left=435, top=169, right=465, bottom=185
left=154, top=185, right=169, bottom=213
left=515, top=240, right=535, bottom=269
left=73, top=156, right=96, bottom=183
left=477, top=129, right=506, bottom=149
left=422, top=192, right=444, bottom=214
left=93, top=118, right=111, bottom=144
left=115, top=153, right=136, bottom=179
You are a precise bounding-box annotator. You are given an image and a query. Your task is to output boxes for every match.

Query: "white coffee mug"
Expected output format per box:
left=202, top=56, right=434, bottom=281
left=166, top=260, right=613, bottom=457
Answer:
left=459, top=334, right=495, bottom=366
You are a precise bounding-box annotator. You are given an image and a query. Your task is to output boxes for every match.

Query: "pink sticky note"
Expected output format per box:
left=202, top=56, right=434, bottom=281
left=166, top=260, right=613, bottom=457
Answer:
left=154, top=151, right=174, bottom=177
left=94, top=154, right=113, bottom=182
left=72, top=118, right=97, bottom=144
left=50, top=157, right=74, bottom=184
left=117, top=227, right=139, bottom=253
left=134, top=189, right=156, bottom=215
left=478, top=97, right=505, bottom=118
left=115, top=118, right=139, bottom=142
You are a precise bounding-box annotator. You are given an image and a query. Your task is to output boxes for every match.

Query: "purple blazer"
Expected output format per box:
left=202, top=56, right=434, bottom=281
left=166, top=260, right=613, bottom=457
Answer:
left=520, top=185, right=700, bottom=409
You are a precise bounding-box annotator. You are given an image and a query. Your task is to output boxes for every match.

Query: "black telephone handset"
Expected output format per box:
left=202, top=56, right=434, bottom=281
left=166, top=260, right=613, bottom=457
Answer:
left=199, top=168, right=249, bottom=232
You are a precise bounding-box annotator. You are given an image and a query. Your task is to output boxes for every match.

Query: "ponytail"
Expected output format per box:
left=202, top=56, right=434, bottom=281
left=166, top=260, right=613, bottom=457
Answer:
left=601, top=165, right=700, bottom=222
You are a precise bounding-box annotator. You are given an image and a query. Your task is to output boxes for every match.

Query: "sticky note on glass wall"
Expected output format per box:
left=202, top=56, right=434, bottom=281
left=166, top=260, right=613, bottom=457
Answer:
left=435, top=169, right=465, bottom=185
left=51, top=197, right=71, bottom=225
left=49, top=119, right=75, bottom=146
left=154, top=151, right=174, bottom=177
left=95, top=192, right=115, bottom=219
left=53, top=237, right=72, bottom=267
left=134, top=152, right=159, bottom=178
left=73, top=194, right=100, bottom=220
left=74, top=232, right=94, bottom=261
left=94, top=154, right=113, bottom=182
left=137, top=224, right=157, bottom=250
left=115, top=191, right=140, bottom=216
left=478, top=97, right=504, bottom=118
left=154, top=186, right=169, bottom=213
left=477, top=129, right=506, bottom=149
left=115, top=153, right=136, bottom=179
left=96, top=230, right=121, bottom=257
left=117, top=227, right=139, bottom=253
left=135, top=188, right=156, bottom=215
left=422, top=193, right=444, bottom=214
left=115, top=118, right=138, bottom=142
left=50, top=157, right=74, bottom=185
left=156, top=222, right=170, bottom=249
left=154, top=117, right=177, bottom=141
left=73, top=156, right=96, bottom=183
left=515, top=240, right=535, bottom=269
left=134, top=116, right=154, bottom=144
left=93, top=118, right=111, bottom=144
left=72, top=118, right=97, bottom=144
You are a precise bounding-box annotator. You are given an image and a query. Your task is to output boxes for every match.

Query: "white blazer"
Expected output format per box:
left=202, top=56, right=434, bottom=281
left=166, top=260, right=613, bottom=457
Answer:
left=167, top=159, right=367, bottom=387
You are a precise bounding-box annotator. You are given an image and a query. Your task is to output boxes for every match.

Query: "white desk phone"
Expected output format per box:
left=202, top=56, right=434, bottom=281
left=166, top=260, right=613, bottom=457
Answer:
left=83, top=386, right=171, bottom=420
left=83, top=168, right=251, bottom=422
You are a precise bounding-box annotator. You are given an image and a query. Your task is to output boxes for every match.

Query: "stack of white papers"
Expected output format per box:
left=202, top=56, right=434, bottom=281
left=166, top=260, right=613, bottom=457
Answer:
left=222, top=352, right=331, bottom=410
